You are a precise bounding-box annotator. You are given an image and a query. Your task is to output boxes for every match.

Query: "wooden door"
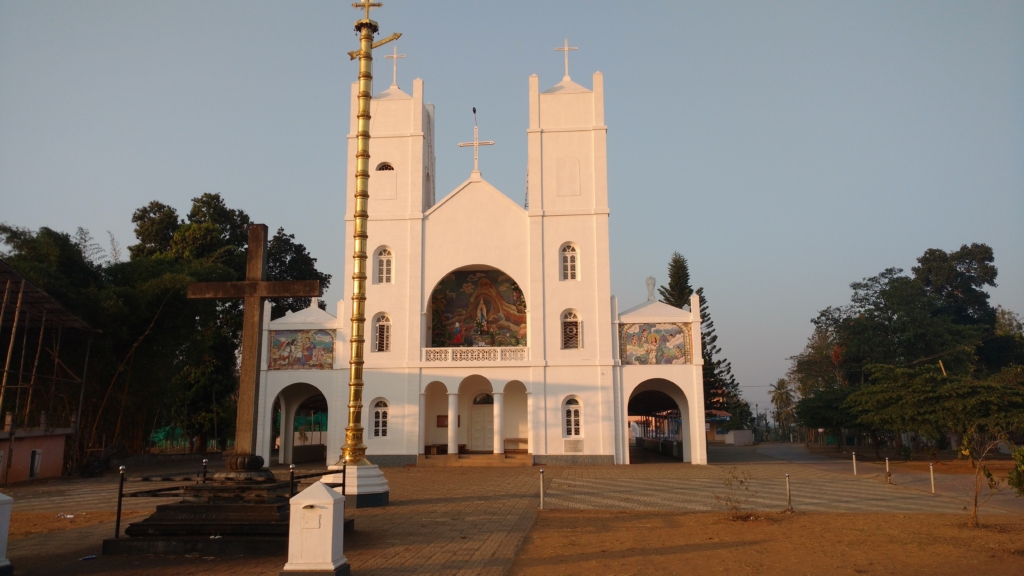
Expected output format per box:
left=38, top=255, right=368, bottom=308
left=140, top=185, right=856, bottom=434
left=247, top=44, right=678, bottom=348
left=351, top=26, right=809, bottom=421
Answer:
left=471, top=405, right=494, bottom=451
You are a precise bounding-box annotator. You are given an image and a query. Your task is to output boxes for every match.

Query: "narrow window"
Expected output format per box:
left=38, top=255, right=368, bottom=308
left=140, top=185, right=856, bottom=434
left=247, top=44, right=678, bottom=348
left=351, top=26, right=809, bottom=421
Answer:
left=374, top=315, right=391, bottom=352
left=564, top=398, right=582, bottom=437
left=561, top=311, right=581, bottom=349
left=377, top=248, right=393, bottom=284
left=561, top=245, right=578, bottom=280
left=373, top=400, right=388, bottom=437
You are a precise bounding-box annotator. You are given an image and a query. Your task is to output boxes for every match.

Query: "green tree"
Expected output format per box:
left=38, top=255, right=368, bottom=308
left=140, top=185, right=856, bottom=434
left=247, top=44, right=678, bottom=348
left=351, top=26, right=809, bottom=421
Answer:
left=769, top=378, right=796, bottom=436
left=267, top=227, right=332, bottom=319
left=658, top=252, right=692, bottom=307
left=912, top=243, right=997, bottom=327
left=128, top=201, right=180, bottom=259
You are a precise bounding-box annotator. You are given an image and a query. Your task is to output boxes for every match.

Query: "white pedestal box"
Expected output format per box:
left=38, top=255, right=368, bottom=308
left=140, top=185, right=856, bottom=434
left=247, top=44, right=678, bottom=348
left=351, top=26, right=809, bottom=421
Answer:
left=281, top=482, right=349, bottom=576
left=322, top=463, right=390, bottom=508
left=0, top=493, right=11, bottom=576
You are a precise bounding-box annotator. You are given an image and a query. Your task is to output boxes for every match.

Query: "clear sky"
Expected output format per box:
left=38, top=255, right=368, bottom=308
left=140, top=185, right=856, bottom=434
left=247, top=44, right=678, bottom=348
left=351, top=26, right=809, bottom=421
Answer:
left=2, top=1, right=1022, bottom=410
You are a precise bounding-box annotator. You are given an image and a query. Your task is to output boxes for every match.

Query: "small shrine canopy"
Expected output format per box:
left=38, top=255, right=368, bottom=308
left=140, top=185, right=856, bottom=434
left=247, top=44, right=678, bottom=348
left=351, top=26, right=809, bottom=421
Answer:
left=0, top=259, right=95, bottom=332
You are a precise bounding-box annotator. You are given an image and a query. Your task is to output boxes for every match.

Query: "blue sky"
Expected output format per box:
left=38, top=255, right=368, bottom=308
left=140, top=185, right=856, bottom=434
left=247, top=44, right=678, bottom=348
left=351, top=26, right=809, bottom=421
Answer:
left=2, top=1, right=1022, bottom=410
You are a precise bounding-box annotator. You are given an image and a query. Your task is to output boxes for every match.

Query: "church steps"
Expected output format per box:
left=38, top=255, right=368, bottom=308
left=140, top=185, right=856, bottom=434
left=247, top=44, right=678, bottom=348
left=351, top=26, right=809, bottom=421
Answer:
left=415, top=453, right=533, bottom=467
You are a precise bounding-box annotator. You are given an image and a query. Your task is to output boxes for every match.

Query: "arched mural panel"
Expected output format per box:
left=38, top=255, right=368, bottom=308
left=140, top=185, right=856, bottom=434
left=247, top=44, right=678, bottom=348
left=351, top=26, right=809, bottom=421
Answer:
left=429, top=268, right=527, bottom=347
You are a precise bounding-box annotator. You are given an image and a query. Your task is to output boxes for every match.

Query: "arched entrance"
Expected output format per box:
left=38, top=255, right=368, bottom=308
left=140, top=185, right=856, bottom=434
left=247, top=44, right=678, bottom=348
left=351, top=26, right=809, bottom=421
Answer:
left=427, top=267, right=527, bottom=348
left=459, top=375, right=494, bottom=452
left=627, top=379, right=691, bottom=463
left=273, top=382, right=329, bottom=465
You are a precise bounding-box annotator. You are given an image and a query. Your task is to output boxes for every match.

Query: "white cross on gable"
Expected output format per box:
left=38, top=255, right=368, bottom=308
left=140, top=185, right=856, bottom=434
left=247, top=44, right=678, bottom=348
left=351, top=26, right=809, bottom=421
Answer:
left=457, top=108, right=494, bottom=174
left=384, top=45, right=405, bottom=87
left=555, top=38, right=578, bottom=79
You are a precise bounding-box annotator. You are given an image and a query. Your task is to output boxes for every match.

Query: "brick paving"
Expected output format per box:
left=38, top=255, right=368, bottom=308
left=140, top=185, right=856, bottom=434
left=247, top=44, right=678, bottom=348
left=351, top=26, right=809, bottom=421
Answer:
left=5, top=443, right=1019, bottom=575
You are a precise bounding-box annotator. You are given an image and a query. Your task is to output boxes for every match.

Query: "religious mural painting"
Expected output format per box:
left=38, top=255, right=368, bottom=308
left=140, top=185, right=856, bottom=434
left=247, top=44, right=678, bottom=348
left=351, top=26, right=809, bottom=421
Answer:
left=268, top=329, right=335, bottom=370
left=430, top=269, right=527, bottom=347
left=619, top=323, right=692, bottom=365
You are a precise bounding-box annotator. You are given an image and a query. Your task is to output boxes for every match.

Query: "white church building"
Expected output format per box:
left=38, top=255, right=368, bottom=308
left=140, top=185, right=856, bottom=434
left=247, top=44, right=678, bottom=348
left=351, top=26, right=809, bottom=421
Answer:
left=253, top=63, right=708, bottom=468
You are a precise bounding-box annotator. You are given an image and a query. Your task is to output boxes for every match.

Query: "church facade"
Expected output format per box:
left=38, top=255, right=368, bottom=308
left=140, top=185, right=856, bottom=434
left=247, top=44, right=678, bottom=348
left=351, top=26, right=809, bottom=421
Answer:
left=253, top=68, right=708, bottom=467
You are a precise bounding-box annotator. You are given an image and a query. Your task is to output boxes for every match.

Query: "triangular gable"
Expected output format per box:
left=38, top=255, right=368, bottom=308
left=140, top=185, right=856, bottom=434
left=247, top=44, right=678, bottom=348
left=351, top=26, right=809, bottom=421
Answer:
left=425, top=174, right=526, bottom=218
left=543, top=77, right=591, bottom=94
left=270, top=299, right=337, bottom=328
left=619, top=299, right=694, bottom=323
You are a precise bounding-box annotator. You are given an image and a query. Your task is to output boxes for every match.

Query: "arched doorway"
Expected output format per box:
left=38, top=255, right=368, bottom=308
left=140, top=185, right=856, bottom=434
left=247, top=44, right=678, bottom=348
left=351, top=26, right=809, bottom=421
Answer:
left=627, top=379, right=691, bottom=463
left=427, top=267, right=528, bottom=348
left=459, top=375, right=494, bottom=452
left=274, top=382, right=329, bottom=465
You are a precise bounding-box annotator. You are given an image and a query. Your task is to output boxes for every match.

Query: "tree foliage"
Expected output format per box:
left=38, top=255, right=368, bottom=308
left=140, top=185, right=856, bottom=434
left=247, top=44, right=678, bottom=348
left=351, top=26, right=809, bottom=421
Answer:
left=0, top=193, right=331, bottom=464
left=788, top=243, right=1023, bottom=458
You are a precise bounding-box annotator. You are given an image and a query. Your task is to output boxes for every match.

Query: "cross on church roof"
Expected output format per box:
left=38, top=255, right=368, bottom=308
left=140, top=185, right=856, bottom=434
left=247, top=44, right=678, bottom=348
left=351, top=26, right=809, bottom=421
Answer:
left=457, top=107, right=494, bottom=174
left=384, top=45, right=406, bottom=87
left=352, top=0, right=381, bottom=21
left=555, top=38, right=578, bottom=79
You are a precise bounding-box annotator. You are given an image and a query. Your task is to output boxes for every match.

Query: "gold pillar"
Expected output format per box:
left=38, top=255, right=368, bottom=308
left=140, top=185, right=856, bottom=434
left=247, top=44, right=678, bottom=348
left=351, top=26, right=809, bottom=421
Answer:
left=342, top=15, right=378, bottom=466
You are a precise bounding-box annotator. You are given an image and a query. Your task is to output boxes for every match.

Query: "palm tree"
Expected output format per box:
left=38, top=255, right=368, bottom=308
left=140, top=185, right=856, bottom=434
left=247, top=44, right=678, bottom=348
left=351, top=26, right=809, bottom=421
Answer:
left=769, top=378, right=796, bottom=437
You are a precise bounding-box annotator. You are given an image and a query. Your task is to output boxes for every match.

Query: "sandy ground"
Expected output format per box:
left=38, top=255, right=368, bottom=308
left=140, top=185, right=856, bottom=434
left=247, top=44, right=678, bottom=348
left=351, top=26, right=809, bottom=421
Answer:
left=10, top=510, right=152, bottom=541
left=510, top=510, right=1024, bottom=576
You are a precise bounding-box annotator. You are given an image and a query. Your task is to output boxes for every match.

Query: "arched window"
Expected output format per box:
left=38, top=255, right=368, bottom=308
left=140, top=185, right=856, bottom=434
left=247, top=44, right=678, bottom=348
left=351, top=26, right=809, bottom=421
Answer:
left=373, top=400, right=388, bottom=437
left=473, top=393, right=494, bottom=405
left=561, top=311, right=581, bottom=349
left=376, top=162, right=395, bottom=171
left=373, top=314, right=391, bottom=352
left=561, top=244, right=578, bottom=280
left=377, top=248, right=393, bottom=284
left=564, top=398, right=582, bottom=437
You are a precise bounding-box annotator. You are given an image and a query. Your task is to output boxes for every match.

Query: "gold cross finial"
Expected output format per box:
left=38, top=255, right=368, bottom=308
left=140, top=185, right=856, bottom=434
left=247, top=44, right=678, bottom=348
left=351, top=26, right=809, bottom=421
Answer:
left=353, top=0, right=382, bottom=21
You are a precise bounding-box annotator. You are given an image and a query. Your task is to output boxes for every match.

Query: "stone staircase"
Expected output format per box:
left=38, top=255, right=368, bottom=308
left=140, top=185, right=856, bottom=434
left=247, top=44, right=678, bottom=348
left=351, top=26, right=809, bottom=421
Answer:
left=416, top=452, right=533, bottom=467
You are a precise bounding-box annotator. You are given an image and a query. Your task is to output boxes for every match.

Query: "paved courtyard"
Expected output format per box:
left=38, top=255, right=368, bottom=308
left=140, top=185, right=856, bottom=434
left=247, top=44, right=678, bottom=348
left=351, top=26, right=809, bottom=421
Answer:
left=4, top=444, right=1020, bottom=575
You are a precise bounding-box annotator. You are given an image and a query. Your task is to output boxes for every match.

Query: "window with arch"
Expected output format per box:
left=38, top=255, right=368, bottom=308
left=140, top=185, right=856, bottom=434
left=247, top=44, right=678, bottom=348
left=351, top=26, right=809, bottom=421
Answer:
left=561, top=311, right=581, bottom=349
left=377, top=248, right=393, bottom=284
left=564, top=398, right=582, bottom=437
left=560, top=244, right=578, bottom=280
left=376, top=162, right=395, bottom=171
left=373, top=314, right=391, bottom=352
left=373, top=400, right=388, bottom=437
left=473, top=393, right=494, bottom=405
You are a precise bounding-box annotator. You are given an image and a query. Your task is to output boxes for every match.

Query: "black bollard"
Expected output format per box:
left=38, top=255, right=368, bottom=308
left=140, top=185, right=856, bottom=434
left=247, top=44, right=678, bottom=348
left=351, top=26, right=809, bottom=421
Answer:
left=114, top=465, right=125, bottom=538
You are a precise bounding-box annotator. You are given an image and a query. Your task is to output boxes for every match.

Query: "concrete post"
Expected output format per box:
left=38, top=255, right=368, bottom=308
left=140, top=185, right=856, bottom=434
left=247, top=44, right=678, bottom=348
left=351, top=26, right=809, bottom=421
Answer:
left=493, top=392, right=504, bottom=455
left=281, top=482, right=348, bottom=575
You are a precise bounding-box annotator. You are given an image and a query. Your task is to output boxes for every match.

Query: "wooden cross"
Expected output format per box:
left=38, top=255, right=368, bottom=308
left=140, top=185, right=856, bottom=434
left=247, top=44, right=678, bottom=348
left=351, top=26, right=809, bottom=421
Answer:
left=384, top=45, right=405, bottom=87
left=457, top=107, right=494, bottom=173
left=353, top=0, right=382, bottom=21
left=187, top=224, right=320, bottom=458
left=555, top=38, right=578, bottom=79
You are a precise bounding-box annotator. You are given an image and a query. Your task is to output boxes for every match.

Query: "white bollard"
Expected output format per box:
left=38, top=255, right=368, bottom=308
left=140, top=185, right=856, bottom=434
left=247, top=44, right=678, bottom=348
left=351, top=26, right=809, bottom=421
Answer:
left=282, top=481, right=349, bottom=575
left=0, top=493, right=11, bottom=576
left=785, top=473, right=792, bottom=512
left=539, top=468, right=545, bottom=510
left=852, top=452, right=857, bottom=476
left=930, top=462, right=935, bottom=494
left=885, top=457, right=891, bottom=484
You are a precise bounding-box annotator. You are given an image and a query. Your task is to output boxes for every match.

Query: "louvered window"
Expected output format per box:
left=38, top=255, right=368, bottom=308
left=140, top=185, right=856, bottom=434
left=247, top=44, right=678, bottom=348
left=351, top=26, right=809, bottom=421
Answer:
left=561, top=311, right=581, bottom=349
left=374, top=315, right=391, bottom=352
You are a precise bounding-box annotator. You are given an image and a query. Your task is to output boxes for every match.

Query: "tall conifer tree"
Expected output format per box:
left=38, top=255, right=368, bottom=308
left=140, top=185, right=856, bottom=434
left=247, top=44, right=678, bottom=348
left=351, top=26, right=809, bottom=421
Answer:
left=658, top=252, right=693, bottom=307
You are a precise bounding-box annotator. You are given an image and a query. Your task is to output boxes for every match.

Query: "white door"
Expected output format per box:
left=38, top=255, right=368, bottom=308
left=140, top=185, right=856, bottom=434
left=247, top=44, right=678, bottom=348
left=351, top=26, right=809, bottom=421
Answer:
left=471, top=405, right=494, bottom=451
